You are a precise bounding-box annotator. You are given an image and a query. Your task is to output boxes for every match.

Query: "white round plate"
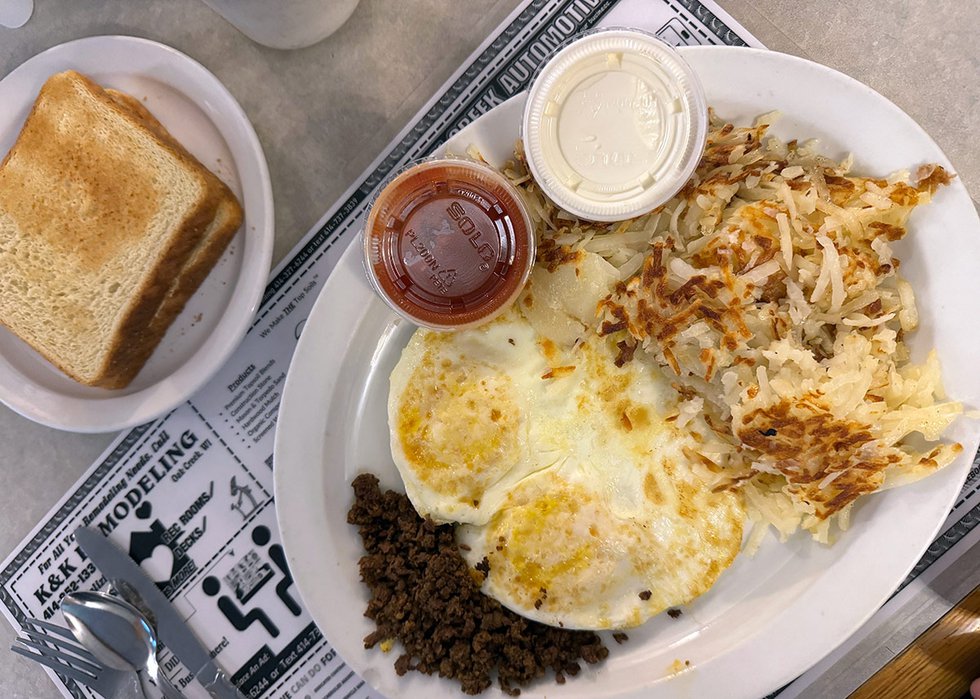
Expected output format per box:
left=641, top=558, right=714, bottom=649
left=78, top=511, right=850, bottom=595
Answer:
left=0, top=35, right=273, bottom=432
left=275, top=47, right=980, bottom=699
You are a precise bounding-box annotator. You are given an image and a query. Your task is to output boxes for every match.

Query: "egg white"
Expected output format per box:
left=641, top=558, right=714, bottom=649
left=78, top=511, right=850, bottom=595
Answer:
left=387, top=312, right=547, bottom=525
left=387, top=272, right=744, bottom=629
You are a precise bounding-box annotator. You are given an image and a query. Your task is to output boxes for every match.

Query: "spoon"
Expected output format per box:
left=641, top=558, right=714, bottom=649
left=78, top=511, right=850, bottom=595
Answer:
left=62, top=590, right=183, bottom=699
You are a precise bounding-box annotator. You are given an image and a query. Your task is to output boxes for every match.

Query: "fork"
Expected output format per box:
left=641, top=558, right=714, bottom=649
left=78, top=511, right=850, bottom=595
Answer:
left=10, top=616, right=141, bottom=698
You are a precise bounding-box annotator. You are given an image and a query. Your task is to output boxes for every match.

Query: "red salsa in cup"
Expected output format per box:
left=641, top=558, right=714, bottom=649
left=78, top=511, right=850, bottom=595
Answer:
left=363, top=158, right=534, bottom=329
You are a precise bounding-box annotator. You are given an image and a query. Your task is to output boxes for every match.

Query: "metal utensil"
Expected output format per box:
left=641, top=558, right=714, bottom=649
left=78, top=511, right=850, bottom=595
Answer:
left=75, top=527, right=245, bottom=698
left=110, top=578, right=157, bottom=630
left=10, top=616, right=142, bottom=697
left=62, top=591, right=183, bottom=699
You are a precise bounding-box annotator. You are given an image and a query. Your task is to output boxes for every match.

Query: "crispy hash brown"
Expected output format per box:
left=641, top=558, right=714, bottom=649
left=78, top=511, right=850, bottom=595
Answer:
left=495, top=110, right=963, bottom=546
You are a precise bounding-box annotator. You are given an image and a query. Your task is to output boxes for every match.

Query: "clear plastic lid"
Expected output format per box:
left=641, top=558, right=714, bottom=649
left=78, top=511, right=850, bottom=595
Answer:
left=522, top=28, right=708, bottom=222
left=362, top=158, right=535, bottom=330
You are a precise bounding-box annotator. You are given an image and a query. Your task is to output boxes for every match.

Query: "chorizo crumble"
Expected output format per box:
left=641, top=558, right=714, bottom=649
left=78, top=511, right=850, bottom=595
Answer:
left=348, top=473, right=609, bottom=696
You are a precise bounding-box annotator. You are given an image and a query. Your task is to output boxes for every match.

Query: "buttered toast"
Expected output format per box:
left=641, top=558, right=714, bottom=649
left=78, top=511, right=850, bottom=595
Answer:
left=0, top=70, right=243, bottom=389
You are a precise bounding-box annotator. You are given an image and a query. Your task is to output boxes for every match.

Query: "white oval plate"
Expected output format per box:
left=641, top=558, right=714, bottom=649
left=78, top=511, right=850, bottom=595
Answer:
left=274, top=47, right=980, bottom=699
left=0, top=35, right=273, bottom=432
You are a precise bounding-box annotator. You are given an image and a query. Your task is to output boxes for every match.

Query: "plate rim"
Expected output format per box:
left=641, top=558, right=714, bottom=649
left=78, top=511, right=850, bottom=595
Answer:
left=274, top=45, right=979, bottom=699
left=0, top=34, right=275, bottom=432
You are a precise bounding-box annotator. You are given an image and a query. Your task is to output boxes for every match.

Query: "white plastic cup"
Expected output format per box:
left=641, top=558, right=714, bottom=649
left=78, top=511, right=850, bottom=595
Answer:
left=522, top=28, right=708, bottom=222
left=200, top=0, right=360, bottom=50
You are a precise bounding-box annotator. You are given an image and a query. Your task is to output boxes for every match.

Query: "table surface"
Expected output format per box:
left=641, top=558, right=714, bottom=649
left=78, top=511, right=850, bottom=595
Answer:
left=1, top=1, right=978, bottom=696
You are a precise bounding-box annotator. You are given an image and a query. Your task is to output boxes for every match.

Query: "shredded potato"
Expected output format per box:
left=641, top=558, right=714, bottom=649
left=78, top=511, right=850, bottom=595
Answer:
left=500, top=110, right=963, bottom=546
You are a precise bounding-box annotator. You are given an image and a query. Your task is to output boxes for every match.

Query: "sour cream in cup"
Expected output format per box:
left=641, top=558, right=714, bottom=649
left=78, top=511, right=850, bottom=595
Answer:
left=522, top=28, right=708, bottom=222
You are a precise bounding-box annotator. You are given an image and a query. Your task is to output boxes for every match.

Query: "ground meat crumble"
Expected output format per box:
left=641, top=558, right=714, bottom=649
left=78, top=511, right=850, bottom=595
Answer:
left=347, top=473, right=609, bottom=695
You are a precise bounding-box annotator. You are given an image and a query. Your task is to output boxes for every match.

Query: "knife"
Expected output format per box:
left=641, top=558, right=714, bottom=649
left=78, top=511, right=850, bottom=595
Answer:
left=75, top=527, right=245, bottom=699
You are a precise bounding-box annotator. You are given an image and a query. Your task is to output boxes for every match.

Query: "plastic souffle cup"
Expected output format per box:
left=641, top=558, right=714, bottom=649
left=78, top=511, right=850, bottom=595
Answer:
left=362, top=157, right=535, bottom=331
left=522, top=27, right=708, bottom=222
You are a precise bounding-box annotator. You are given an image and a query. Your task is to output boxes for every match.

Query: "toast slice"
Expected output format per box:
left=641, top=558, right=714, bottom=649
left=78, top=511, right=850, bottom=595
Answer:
left=0, top=70, right=241, bottom=388
left=100, top=90, right=243, bottom=388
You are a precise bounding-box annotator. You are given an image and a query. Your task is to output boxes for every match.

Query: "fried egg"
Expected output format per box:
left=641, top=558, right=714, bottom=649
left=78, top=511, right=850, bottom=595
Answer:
left=387, top=308, right=744, bottom=629
left=388, top=313, right=546, bottom=525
